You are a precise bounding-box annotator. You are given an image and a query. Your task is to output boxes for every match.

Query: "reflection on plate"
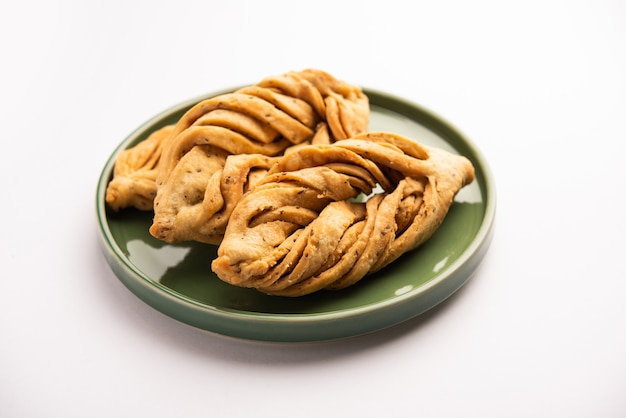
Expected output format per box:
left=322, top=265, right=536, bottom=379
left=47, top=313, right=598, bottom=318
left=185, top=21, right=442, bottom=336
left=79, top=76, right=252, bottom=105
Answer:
left=96, top=88, right=496, bottom=342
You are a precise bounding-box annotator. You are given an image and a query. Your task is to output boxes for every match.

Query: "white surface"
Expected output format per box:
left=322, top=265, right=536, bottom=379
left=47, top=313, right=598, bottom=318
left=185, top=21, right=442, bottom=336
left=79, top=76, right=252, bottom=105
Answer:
left=2, top=1, right=625, bottom=417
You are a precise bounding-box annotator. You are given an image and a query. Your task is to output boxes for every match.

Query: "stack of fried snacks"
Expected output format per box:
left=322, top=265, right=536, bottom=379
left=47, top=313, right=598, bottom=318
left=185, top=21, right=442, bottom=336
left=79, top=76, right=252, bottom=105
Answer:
left=211, top=132, right=475, bottom=296
left=105, top=69, right=476, bottom=296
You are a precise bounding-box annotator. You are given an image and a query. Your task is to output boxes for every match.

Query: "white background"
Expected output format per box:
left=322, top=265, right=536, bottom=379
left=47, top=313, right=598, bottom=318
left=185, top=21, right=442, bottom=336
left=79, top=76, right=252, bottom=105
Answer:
left=2, top=1, right=625, bottom=417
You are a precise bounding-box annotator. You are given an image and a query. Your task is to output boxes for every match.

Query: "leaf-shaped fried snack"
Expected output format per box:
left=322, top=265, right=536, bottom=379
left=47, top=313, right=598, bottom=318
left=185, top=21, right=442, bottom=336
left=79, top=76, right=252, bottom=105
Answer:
left=149, top=69, right=369, bottom=244
left=212, top=132, right=475, bottom=296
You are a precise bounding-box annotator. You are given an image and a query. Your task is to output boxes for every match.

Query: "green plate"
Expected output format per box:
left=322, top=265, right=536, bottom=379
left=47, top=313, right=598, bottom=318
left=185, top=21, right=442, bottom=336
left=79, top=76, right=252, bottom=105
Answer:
left=96, top=88, right=496, bottom=342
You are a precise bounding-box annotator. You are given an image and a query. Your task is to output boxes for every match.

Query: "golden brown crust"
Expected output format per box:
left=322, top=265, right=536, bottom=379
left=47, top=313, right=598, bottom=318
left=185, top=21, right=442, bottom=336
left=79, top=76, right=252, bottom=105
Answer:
left=105, top=125, right=174, bottom=212
left=149, top=69, right=369, bottom=244
left=212, top=132, right=475, bottom=296
left=150, top=149, right=280, bottom=245
left=104, top=69, right=475, bottom=298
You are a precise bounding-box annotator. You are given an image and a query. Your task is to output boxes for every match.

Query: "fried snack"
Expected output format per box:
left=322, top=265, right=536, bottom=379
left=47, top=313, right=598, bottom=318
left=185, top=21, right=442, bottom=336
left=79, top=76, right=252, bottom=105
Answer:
left=212, top=132, right=475, bottom=296
left=150, top=149, right=280, bottom=244
left=105, top=125, right=175, bottom=211
left=149, top=69, right=369, bottom=244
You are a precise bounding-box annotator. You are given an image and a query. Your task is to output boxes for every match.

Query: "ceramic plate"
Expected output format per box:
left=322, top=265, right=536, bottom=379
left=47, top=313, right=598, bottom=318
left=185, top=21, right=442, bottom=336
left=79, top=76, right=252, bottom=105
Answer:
left=96, top=88, right=496, bottom=342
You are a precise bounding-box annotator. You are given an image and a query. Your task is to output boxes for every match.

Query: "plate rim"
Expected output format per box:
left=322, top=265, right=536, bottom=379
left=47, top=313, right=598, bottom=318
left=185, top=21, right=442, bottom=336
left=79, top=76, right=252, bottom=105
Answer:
left=95, top=87, right=496, bottom=342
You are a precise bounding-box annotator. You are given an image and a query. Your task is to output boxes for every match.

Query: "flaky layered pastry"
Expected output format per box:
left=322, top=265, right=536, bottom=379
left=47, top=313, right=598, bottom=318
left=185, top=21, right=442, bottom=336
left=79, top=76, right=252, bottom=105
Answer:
left=148, top=69, right=370, bottom=244
left=104, top=69, right=476, bottom=298
left=212, top=132, right=475, bottom=296
left=105, top=125, right=174, bottom=211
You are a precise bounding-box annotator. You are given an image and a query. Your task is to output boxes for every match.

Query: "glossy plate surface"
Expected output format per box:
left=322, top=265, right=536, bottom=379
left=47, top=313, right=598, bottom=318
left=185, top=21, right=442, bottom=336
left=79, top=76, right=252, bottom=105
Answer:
left=96, top=88, right=496, bottom=342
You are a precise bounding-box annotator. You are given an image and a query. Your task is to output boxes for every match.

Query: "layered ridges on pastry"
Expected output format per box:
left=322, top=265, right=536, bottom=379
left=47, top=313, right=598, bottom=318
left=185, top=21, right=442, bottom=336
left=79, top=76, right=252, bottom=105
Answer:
left=105, top=69, right=476, bottom=297
left=145, top=69, right=369, bottom=244
left=212, top=132, right=475, bottom=296
left=105, top=125, right=175, bottom=212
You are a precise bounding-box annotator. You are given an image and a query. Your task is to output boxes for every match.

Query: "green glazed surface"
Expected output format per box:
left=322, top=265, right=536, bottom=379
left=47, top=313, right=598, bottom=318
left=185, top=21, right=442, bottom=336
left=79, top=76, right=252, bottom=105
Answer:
left=96, top=88, right=496, bottom=342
